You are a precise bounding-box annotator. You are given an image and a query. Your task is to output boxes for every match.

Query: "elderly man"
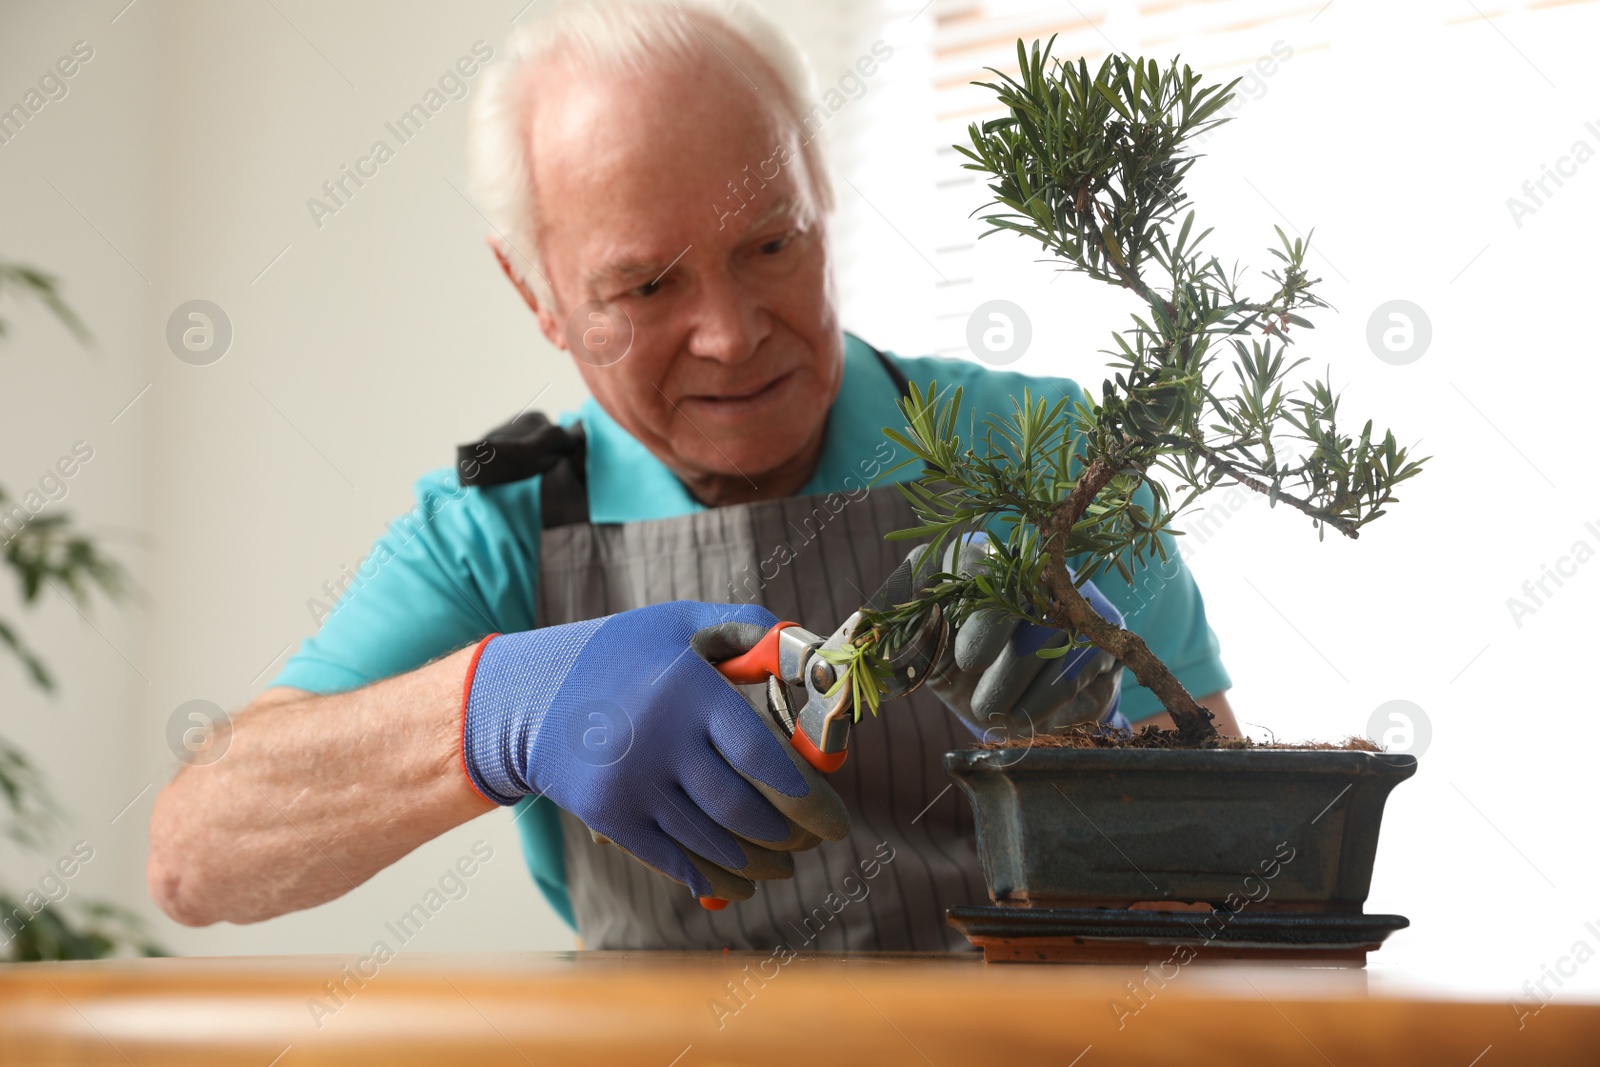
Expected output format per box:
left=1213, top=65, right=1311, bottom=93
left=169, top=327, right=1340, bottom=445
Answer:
left=148, top=0, right=1238, bottom=951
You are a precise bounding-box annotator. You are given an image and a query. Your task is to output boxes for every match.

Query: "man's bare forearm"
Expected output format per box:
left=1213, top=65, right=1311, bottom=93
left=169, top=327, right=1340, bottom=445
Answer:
left=147, top=644, right=496, bottom=926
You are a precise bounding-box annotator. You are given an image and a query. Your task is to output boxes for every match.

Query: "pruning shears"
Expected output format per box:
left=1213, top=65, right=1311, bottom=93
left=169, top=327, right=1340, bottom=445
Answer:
left=699, top=557, right=948, bottom=909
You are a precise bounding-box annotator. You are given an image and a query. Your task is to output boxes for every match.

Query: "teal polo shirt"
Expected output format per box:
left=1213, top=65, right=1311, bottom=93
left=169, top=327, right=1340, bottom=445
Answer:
left=274, top=333, right=1232, bottom=929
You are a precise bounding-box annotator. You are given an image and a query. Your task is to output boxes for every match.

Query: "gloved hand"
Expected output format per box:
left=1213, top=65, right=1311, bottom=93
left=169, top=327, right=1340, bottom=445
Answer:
left=916, top=535, right=1127, bottom=741
left=460, top=601, right=849, bottom=902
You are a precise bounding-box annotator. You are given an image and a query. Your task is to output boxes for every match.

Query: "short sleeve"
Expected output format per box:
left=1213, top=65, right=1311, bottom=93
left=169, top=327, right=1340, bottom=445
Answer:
left=272, top=468, right=544, bottom=694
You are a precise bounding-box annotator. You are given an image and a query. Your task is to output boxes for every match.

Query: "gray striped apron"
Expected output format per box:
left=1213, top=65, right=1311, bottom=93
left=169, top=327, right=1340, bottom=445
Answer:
left=535, top=485, right=985, bottom=951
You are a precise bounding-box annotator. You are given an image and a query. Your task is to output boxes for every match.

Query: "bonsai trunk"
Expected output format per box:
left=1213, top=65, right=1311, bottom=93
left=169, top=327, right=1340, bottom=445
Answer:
left=1040, top=456, right=1218, bottom=742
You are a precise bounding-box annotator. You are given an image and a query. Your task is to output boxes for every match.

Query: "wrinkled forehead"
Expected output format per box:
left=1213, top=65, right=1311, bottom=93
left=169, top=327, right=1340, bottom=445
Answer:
left=526, top=30, right=797, bottom=180
left=524, top=38, right=820, bottom=290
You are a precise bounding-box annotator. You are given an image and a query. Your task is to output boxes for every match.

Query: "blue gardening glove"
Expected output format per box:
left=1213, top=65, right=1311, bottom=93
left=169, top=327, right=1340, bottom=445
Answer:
left=461, top=601, right=849, bottom=902
left=918, top=535, right=1128, bottom=740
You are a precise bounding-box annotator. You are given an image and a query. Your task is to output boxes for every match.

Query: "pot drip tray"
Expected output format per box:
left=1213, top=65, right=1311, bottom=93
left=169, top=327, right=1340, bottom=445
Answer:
left=946, top=904, right=1409, bottom=964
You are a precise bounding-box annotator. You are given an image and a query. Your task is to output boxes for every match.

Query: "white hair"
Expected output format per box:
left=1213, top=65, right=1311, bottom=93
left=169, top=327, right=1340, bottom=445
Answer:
left=467, top=0, right=836, bottom=310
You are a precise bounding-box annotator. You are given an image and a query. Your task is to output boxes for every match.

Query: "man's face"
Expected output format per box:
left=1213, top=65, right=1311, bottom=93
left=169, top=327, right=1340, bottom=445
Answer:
left=523, top=48, right=843, bottom=492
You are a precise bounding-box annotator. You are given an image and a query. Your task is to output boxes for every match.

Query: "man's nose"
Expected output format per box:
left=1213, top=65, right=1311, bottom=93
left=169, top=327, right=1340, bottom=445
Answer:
left=684, top=267, right=766, bottom=365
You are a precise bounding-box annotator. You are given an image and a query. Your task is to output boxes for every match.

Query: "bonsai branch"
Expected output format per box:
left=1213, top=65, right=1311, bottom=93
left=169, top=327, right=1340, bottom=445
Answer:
left=1055, top=455, right=1118, bottom=534
left=1043, top=555, right=1214, bottom=740
left=1168, top=435, right=1363, bottom=538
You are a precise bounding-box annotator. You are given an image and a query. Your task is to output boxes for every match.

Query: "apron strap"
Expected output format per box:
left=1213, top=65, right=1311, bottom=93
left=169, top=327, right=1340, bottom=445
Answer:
left=869, top=338, right=912, bottom=399
left=455, top=411, right=591, bottom=528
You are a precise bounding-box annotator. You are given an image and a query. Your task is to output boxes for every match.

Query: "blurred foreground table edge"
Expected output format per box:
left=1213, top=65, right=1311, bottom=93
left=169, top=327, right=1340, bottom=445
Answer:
left=2, top=951, right=1596, bottom=1066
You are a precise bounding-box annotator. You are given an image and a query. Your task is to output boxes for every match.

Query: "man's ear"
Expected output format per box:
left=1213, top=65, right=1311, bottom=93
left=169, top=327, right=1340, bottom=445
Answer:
left=487, top=235, right=564, bottom=350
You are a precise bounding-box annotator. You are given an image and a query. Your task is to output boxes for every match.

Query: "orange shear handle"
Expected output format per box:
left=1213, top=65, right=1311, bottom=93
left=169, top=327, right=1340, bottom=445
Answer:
left=714, top=620, right=798, bottom=685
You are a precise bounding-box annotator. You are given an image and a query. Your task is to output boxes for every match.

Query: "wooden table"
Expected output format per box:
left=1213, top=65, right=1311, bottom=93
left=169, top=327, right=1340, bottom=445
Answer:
left=2, top=951, right=1595, bottom=1065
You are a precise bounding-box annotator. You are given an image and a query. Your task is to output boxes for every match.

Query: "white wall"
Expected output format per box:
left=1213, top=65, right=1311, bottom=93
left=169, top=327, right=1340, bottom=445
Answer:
left=2, top=0, right=1598, bottom=998
left=1, top=0, right=163, bottom=951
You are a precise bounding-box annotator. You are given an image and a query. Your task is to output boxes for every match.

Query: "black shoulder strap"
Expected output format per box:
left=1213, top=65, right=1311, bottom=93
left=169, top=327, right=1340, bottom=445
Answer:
left=860, top=334, right=911, bottom=399
left=455, top=411, right=591, bottom=529
left=454, top=333, right=909, bottom=531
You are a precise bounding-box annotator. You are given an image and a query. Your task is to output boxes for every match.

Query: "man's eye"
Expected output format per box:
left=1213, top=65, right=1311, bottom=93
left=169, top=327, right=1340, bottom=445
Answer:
left=629, top=278, right=663, bottom=298
left=760, top=234, right=792, bottom=255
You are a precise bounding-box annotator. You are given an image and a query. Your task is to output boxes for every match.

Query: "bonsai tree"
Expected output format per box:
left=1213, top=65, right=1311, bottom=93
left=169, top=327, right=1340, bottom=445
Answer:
left=0, top=259, right=161, bottom=960
left=831, top=42, right=1426, bottom=744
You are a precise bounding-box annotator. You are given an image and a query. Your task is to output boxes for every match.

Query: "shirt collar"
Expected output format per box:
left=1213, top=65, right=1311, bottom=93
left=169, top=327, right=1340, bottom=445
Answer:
left=579, top=332, right=903, bottom=524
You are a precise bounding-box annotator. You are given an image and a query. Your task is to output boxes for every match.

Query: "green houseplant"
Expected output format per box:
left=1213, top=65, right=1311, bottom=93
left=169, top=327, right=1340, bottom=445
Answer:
left=836, top=43, right=1427, bottom=961
left=0, top=260, right=161, bottom=961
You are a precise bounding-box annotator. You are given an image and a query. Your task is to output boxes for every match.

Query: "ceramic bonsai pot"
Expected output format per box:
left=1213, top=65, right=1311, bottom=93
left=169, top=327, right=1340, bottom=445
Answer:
left=943, top=747, right=1416, bottom=962
left=945, top=747, right=1415, bottom=909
